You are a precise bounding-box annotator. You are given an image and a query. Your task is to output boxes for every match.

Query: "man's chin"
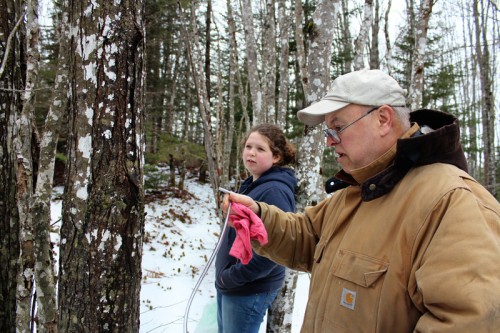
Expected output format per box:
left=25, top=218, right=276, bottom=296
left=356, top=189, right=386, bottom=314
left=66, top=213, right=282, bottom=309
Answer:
left=336, top=159, right=348, bottom=172
left=339, top=163, right=352, bottom=174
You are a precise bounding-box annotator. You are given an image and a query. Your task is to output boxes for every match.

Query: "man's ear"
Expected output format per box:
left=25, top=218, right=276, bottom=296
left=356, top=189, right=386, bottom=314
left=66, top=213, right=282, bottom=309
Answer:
left=377, top=105, right=394, bottom=136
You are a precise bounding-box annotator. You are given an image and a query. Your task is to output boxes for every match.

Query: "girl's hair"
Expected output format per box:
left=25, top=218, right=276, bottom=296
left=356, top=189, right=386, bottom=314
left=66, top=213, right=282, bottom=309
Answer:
left=243, top=124, right=296, bottom=166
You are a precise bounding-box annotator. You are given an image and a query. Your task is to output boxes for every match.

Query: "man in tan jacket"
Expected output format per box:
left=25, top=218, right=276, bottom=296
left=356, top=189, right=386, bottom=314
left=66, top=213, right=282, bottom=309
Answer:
left=223, top=69, right=500, bottom=332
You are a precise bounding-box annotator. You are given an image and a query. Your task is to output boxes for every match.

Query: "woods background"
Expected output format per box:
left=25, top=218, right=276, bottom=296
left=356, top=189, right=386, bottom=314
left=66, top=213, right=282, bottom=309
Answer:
left=1, top=0, right=498, bottom=332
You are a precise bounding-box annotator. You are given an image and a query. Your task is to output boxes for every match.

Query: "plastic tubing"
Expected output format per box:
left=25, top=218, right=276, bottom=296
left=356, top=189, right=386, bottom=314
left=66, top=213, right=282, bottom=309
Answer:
left=183, top=202, right=232, bottom=333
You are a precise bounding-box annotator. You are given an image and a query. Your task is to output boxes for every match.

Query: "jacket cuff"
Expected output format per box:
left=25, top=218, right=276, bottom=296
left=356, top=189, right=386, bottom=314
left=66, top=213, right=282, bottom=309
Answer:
left=256, top=202, right=262, bottom=217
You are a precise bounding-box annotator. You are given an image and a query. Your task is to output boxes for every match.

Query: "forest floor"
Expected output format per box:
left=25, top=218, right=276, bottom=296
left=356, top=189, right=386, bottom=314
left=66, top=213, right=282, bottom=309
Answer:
left=50, top=172, right=309, bottom=333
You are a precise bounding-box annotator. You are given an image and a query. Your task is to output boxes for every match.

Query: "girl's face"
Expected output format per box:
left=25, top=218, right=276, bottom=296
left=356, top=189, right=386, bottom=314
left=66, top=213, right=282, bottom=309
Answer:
left=243, top=132, right=280, bottom=180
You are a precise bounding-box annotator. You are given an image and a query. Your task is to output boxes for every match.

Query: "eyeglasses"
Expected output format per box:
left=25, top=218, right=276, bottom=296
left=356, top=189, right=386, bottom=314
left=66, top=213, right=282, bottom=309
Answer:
left=323, top=106, right=379, bottom=144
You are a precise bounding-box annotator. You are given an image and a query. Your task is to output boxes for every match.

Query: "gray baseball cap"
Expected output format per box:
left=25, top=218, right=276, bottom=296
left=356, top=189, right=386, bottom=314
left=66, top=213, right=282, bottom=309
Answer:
left=297, top=69, right=407, bottom=126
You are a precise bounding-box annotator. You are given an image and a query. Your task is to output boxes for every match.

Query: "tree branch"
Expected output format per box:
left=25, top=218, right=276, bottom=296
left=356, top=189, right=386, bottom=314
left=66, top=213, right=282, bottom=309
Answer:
left=0, top=12, right=25, bottom=78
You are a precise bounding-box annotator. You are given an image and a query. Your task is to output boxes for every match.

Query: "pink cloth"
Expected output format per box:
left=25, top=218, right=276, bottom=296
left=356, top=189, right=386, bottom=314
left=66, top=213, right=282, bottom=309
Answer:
left=229, top=203, right=268, bottom=264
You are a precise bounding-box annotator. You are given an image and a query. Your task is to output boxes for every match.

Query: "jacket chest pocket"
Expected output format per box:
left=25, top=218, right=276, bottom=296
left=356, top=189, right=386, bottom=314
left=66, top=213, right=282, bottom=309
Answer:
left=334, top=249, right=388, bottom=287
left=322, top=249, right=389, bottom=332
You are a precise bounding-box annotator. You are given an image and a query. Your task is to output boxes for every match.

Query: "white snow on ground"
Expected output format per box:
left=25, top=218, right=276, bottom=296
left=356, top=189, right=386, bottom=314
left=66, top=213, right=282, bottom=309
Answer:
left=51, top=176, right=308, bottom=333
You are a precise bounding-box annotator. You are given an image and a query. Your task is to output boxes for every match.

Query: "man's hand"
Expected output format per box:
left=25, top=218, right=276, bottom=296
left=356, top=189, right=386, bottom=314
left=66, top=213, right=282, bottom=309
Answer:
left=222, top=192, right=260, bottom=217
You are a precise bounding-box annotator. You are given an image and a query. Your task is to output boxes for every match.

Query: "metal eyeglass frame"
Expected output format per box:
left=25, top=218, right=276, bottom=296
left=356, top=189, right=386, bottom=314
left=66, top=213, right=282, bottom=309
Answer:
left=323, top=106, right=379, bottom=144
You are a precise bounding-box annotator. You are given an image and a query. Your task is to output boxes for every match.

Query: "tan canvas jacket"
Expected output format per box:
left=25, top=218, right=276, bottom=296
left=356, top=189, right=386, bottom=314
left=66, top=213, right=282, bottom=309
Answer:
left=255, top=110, right=500, bottom=332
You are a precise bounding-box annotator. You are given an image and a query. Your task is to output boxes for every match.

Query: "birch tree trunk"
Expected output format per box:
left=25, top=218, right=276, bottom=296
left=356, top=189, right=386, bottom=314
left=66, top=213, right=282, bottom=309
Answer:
left=276, top=3, right=340, bottom=332
left=276, top=0, right=290, bottom=127
left=461, top=0, right=480, bottom=178
left=218, top=0, right=240, bottom=190
left=31, top=1, right=71, bottom=332
left=473, top=0, right=496, bottom=196
left=383, top=0, right=393, bottom=75
left=296, top=0, right=340, bottom=208
left=241, top=0, right=265, bottom=125
left=0, top=1, right=25, bottom=331
left=178, top=0, right=220, bottom=198
left=226, top=0, right=250, bottom=191
left=15, top=1, right=40, bottom=331
left=227, top=0, right=250, bottom=134
left=369, top=0, right=381, bottom=69
left=353, top=0, right=374, bottom=70
left=263, top=0, right=277, bottom=123
left=265, top=4, right=296, bottom=330
left=408, top=0, right=433, bottom=110
left=295, top=0, right=309, bottom=95
left=58, top=1, right=145, bottom=331
left=267, top=268, right=298, bottom=333
left=340, top=0, right=353, bottom=73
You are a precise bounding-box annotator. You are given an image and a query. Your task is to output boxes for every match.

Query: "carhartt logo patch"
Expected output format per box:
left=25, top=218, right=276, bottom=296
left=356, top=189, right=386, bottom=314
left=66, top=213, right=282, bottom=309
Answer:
left=340, top=288, right=356, bottom=310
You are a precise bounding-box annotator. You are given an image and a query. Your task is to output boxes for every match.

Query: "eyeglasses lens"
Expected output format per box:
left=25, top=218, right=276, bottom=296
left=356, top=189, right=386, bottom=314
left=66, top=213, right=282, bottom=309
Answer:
left=323, top=129, right=340, bottom=143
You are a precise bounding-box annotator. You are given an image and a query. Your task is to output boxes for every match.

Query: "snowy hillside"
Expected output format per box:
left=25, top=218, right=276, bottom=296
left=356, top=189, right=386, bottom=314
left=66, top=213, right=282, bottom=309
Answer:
left=51, top=175, right=309, bottom=333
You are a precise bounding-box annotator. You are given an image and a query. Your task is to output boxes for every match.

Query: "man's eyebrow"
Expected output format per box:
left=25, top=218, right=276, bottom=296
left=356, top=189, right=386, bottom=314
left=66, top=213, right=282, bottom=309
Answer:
left=326, top=116, right=340, bottom=127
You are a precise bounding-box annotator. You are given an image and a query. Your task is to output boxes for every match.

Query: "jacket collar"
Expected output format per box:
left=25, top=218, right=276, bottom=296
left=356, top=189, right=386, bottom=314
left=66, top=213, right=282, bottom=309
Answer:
left=335, top=109, right=468, bottom=201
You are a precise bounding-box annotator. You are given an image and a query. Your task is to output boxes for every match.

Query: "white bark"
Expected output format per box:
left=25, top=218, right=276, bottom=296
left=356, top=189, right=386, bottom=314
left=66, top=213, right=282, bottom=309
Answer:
left=383, top=0, right=393, bottom=75
left=409, top=0, right=433, bottom=110
left=32, top=2, right=70, bottom=332
left=353, top=0, right=374, bottom=70
left=241, top=0, right=264, bottom=126
left=15, top=1, right=39, bottom=331
left=179, top=0, right=220, bottom=197
left=296, top=0, right=341, bottom=208
left=276, top=0, right=290, bottom=127
left=263, top=0, right=277, bottom=123
left=473, top=0, right=496, bottom=195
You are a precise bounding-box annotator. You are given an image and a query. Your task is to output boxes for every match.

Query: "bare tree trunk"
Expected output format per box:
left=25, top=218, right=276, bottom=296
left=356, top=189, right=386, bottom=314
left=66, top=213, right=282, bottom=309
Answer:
left=401, top=0, right=416, bottom=91
left=267, top=3, right=297, bottom=328
left=340, top=0, right=353, bottom=73
left=276, top=0, right=290, bottom=127
left=205, top=0, right=212, bottom=104
left=272, top=3, right=342, bottom=332
left=211, top=9, right=232, bottom=198
left=295, top=0, right=309, bottom=95
left=383, top=0, right=393, bottom=75
left=353, top=0, right=374, bottom=70
left=369, top=0, right=381, bottom=69
left=221, top=0, right=238, bottom=190
left=0, top=1, right=25, bottom=332
left=58, top=1, right=145, bottom=331
left=226, top=0, right=250, bottom=190
left=263, top=0, right=277, bottom=123
left=183, top=63, right=192, bottom=141
left=267, top=269, right=298, bottom=333
left=473, top=0, right=496, bottom=196
left=408, top=0, right=433, bottom=110
left=228, top=0, right=250, bottom=133
left=145, top=34, right=163, bottom=154
left=241, top=0, right=265, bottom=126
left=31, top=1, right=71, bottom=332
left=463, top=0, right=480, bottom=178
left=215, top=39, right=226, bottom=191
left=178, top=0, right=220, bottom=199
left=296, top=0, right=341, bottom=209
left=166, top=48, right=181, bottom=136
left=15, top=1, right=39, bottom=331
